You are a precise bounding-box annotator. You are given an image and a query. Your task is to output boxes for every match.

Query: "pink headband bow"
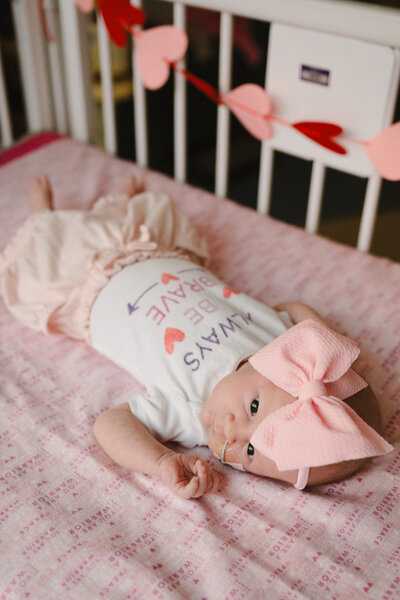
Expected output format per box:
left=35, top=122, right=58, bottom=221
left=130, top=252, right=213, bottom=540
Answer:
left=249, top=319, right=393, bottom=490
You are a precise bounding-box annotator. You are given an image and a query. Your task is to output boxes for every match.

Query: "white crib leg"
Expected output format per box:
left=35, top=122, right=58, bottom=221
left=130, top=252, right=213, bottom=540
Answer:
left=357, top=175, right=382, bottom=252
left=131, top=0, right=148, bottom=167
left=98, top=12, right=117, bottom=155
left=215, top=12, right=233, bottom=197
left=174, top=2, right=187, bottom=183
left=257, top=143, right=274, bottom=215
left=44, top=0, right=68, bottom=134
left=58, top=0, right=93, bottom=142
left=11, top=0, right=54, bottom=133
left=306, top=160, right=326, bottom=233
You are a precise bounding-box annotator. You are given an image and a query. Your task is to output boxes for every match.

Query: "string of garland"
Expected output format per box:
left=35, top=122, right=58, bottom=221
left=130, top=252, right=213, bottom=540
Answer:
left=38, top=0, right=400, bottom=181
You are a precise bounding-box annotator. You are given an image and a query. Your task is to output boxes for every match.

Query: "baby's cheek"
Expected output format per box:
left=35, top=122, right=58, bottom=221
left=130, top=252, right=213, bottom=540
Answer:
left=200, top=402, right=212, bottom=427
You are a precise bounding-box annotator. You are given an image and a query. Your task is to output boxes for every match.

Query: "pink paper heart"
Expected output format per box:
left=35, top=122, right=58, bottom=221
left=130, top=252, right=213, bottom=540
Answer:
left=223, top=84, right=273, bottom=141
left=365, top=121, right=400, bottom=181
left=135, top=26, right=188, bottom=90
left=75, top=0, right=95, bottom=13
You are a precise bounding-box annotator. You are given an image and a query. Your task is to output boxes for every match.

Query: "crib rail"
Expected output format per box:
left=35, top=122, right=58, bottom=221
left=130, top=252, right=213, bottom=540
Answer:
left=2, top=0, right=400, bottom=253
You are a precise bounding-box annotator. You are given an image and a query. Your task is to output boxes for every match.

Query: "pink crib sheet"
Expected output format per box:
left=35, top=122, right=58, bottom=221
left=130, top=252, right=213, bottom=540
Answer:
left=0, top=136, right=399, bottom=600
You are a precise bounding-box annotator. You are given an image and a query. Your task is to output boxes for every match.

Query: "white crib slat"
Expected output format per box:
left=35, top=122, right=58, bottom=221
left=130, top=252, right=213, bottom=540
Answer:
left=357, top=175, right=382, bottom=252
left=98, top=13, right=117, bottom=155
left=173, top=3, right=187, bottom=183
left=44, top=0, right=68, bottom=133
left=215, top=12, right=233, bottom=197
left=305, top=161, right=326, bottom=233
left=11, top=0, right=53, bottom=133
left=58, top=0, right=90, bottom=142
left=257, top=52, right=274, bottom=215
left=257, top=143, right=274, bottom=214
left=11, top=0, right=35, bottom=131
left=0, top=42, right=13, bottom=146
left=131, top=0, right=148, bottom=167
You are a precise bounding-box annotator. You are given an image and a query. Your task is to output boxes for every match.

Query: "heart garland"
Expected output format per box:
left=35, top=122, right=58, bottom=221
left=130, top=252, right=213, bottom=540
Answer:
left=62, top=0, right=400, bottom=180
left=98, top=0, right=145, bottom=47
left=292, top=122, right=346, bottom=154
left=135, top=26, right=188, bottom=90
left=223, top=84, right=273, bottom=141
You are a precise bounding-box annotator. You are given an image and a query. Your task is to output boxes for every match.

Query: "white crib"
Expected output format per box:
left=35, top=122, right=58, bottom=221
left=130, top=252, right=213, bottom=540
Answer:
left=2, top=4, right=400, bottom=598
left=1, top=0, right=400, bottom=252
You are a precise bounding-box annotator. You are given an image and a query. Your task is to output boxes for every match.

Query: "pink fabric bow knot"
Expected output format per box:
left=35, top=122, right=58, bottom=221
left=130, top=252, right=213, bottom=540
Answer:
left=249, top=319, right=393, bottom=487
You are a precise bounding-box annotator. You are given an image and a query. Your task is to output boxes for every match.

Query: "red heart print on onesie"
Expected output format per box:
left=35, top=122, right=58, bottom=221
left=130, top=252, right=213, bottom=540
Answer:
left=161, top=273, right=180, bottom=284
left=164, top=328, right=185, bottom=354
left=223, top=286, right=240, bottom=299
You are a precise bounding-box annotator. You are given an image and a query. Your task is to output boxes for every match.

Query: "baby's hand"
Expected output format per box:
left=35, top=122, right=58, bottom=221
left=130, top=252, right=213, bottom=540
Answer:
left=158, top=452, right=221, bottom=499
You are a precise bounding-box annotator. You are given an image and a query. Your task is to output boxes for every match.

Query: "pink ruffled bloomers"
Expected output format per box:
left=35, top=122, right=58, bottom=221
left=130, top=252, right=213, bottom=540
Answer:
left=0, top=192, right=208, bottom=342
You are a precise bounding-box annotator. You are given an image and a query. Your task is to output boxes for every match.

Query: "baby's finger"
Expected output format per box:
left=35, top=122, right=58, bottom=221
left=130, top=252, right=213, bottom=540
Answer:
left=190, top=461, right=208, bottom=498
left=174, top=475, right=200, bottom=499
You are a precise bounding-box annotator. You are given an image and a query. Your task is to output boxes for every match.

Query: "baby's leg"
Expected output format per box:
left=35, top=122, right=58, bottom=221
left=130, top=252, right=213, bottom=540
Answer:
left=119, top=175, right=145, bottom=197
left=28, top=176, right=54, bottom=212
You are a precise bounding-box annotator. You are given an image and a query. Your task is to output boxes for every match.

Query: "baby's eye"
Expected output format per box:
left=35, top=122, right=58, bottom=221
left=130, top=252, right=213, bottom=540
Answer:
left=247, top=443, right=255, bottom=459
left=250, top=398, right=259, bottom=415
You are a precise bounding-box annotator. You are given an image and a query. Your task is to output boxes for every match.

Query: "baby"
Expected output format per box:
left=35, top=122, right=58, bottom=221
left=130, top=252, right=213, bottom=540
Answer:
left=0, top=176, right=393, bottom=499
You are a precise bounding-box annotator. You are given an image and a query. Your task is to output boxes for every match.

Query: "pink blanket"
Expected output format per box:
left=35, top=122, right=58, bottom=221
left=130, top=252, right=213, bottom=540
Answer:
left=1, top=136, right=399, bottom=599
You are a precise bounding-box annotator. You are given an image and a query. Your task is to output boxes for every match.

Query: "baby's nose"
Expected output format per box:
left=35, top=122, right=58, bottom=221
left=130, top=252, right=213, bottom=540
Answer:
left=223, top=413, right=246, bottom=443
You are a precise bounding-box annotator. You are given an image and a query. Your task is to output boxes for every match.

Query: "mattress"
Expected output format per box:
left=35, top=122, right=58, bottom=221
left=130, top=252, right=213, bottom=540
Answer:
left=0, top=135, right=399, bottom=599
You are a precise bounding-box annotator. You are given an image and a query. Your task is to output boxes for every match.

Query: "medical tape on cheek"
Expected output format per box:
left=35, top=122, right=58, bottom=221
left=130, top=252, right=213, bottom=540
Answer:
left=214, top=440, right=246, bottom=471
left=213, top=452, right=245, bottom=471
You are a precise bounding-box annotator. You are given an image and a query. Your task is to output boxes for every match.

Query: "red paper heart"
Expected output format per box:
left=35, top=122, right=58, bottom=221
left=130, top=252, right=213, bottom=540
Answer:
left=292, top=121, right=346, bottom=154
left=223, top=286, right=240, bottom=299
left=99, top=0, right=146, bottom=47
left=135, top=26, right=188, bottom=90
left=161, top=273, right=180, bottom=284
left=223, top=84, right=273, bottom=141
left=164, top=328, right=185, bottom=355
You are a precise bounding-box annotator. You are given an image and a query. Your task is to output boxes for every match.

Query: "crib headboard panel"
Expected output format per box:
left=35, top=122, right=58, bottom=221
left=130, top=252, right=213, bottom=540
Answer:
left=1, top=0, right=400, bottom=253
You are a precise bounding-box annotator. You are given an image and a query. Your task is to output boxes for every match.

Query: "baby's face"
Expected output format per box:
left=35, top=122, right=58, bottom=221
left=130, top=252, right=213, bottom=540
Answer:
left=201, top=361, right=368, bottom=487
left=200, top=361, right=300, bottom=485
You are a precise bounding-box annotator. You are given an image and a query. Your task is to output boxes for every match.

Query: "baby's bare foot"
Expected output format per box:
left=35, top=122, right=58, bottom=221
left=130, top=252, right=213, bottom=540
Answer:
left=28, top=176, right=54, bottom=212
left=119, top=175, right=145, bottom=197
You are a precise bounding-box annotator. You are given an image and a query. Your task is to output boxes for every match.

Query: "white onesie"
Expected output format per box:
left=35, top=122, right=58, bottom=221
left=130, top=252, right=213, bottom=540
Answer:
left=90, top=257, right=292, bottom=447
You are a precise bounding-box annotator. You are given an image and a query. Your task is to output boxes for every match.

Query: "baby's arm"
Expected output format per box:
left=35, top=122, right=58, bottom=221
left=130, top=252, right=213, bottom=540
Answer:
left=274, top=301, right=327, bottom=325
left=94, top=404, right=220, bottom=499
